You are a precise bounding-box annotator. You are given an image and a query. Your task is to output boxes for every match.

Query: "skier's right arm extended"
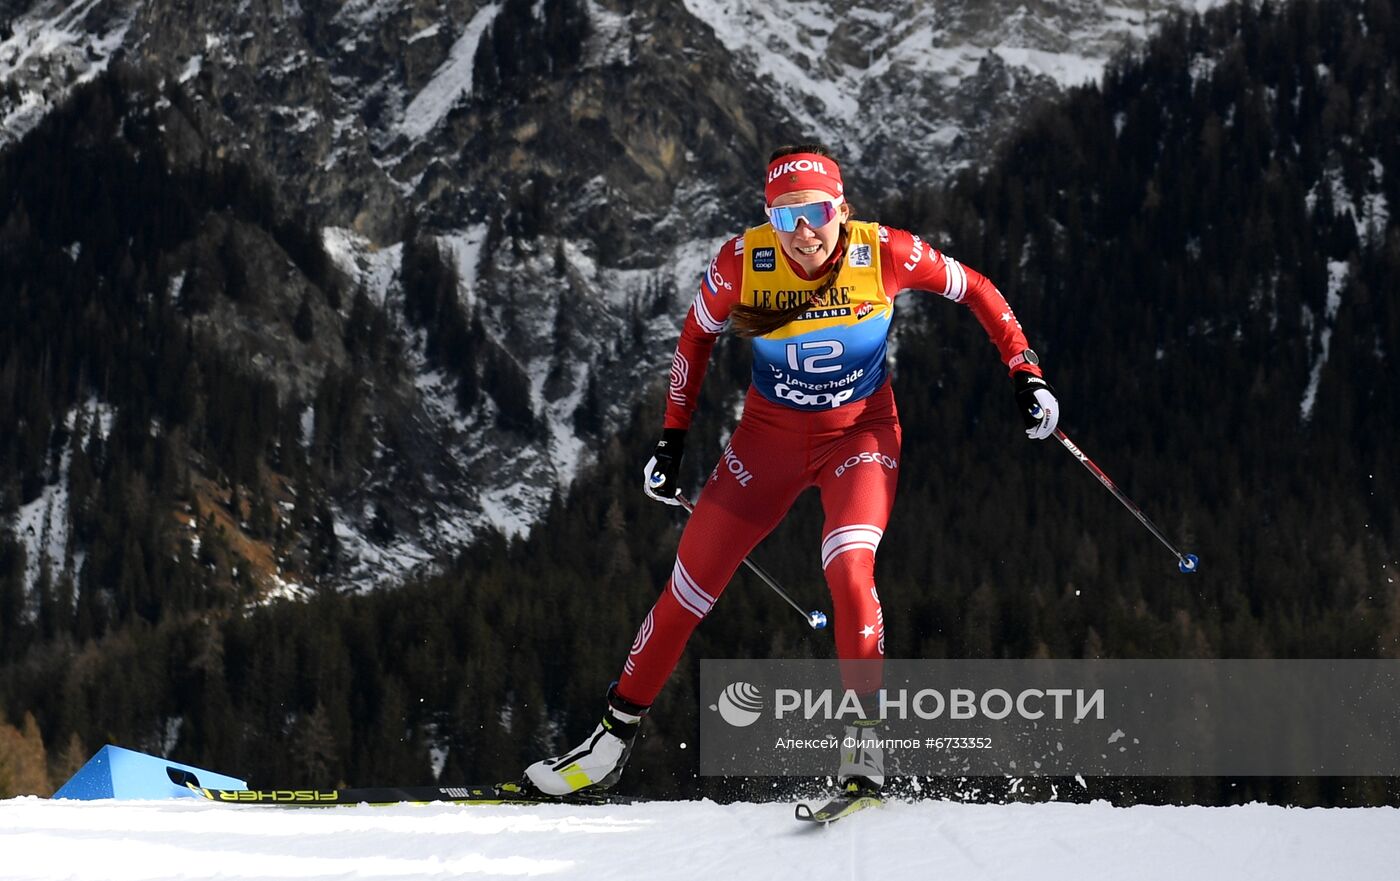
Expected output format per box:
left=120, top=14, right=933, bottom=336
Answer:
left=643, top=237, right=744, bottom=504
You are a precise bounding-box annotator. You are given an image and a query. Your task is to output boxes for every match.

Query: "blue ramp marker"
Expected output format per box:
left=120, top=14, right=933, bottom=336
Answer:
left=53, top=744, right=246, bottom=800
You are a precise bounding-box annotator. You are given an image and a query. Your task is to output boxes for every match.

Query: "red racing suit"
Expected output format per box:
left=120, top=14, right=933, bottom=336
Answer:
left=616, top=221, right=1042, bottom=706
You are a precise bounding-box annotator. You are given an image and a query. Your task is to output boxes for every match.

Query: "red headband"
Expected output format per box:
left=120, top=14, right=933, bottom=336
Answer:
left=764, top=153, right=843, bottom=206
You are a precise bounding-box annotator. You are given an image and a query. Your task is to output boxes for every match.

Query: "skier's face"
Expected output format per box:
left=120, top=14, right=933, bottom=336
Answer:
left=770, top=189, right=848, bottom=274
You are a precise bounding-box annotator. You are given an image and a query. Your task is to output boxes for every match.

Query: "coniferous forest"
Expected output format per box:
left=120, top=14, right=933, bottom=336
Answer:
left=2, top=0, right=1398, bottom=805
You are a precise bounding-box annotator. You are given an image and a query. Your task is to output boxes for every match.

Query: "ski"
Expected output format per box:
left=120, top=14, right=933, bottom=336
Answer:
left=167, top=768, right=634, bottom=807
left=794, top=793, right=883, bottom=824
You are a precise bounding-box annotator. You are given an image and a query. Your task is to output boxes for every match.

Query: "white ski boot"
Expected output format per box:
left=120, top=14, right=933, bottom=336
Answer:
left=525, top=684, right=648, bottom=796
left=836, top=718, right=884, bottom=795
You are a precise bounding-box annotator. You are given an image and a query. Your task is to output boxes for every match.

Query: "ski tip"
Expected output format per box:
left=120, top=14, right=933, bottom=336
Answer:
left=808, top=611, right=828, bottom=630
left=1179, top=553, right=1200, bottom=574
left=794, top=795, right=882, bottom=824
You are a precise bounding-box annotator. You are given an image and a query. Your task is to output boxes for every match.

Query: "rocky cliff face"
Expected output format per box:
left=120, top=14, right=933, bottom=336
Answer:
left=1, top=0, right=1223, bottom=590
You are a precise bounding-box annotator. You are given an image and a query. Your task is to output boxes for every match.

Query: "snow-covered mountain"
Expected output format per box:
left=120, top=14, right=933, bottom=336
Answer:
left=1, top=0, right=1227, bottom=591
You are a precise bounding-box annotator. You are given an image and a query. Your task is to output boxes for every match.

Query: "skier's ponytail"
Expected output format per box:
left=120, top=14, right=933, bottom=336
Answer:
left=728, top=224, right=850, bottom=338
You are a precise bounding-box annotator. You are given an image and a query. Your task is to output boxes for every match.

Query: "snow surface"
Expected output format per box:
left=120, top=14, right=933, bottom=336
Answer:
left=435, top=224, right=491, bottom=309
left=12, top=398, right=116, bottom=600
left=991, top=45, right=1106, bottom=87
left=321, top=227, right=402, bottom=307
left=1, top=797, right=1396, bottom=880
left=0, top=0, right=135, bottom=145
left=583, top=0, right=637, bottom=67
left=398, top=3, right=501, bottom=141
left=678, top=0, right=1230, bottom=169
left=1299, top=259, right=1348, bottom=423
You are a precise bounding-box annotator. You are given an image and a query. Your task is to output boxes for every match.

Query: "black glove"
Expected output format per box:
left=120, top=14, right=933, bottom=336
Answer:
left=642, top=428, right=687, bottom=505
left=1013, top=371, right=1059, bottom=440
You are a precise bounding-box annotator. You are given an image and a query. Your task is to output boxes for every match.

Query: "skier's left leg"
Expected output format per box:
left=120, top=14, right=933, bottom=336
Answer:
left=814, top=420, right=901, bottom=792
left=526, top=407, right=807, bottom=796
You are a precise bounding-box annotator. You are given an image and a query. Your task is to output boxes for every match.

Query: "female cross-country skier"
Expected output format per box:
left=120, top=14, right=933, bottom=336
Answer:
left=525, top=144, right=1059, bottom=798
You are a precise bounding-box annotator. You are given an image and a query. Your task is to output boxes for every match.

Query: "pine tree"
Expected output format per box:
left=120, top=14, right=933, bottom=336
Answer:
left=297, top=702, right=338, bottom=785
left=50, top=731, right=88, bottom=791
left=0, top=710, right=53, bottom=797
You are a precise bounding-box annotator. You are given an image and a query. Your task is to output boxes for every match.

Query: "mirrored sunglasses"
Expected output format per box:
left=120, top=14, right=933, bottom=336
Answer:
left=766, top=197, right=843, bottom=233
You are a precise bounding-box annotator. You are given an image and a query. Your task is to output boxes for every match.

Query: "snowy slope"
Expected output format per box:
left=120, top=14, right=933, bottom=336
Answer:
left=678, top=0, right=1231, bottom=189
left=2, top=797, right=1397, bottom=880
left=0, top=0, right=135, bottom=146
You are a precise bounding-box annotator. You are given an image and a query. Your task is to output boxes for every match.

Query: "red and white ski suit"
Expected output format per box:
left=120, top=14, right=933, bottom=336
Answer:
left=616, top=221, right=1042, bottom=706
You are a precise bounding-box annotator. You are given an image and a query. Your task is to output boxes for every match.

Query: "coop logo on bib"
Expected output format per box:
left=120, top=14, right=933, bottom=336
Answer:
left=752, top=247, right=776, bottom=272
left=775, top=383, right=854, bottom=409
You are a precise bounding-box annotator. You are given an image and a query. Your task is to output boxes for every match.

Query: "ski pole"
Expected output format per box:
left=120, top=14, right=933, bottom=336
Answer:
left=1049, top=427, right=1199, bottom=573
left=675, top=495, right=829, bottom=629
